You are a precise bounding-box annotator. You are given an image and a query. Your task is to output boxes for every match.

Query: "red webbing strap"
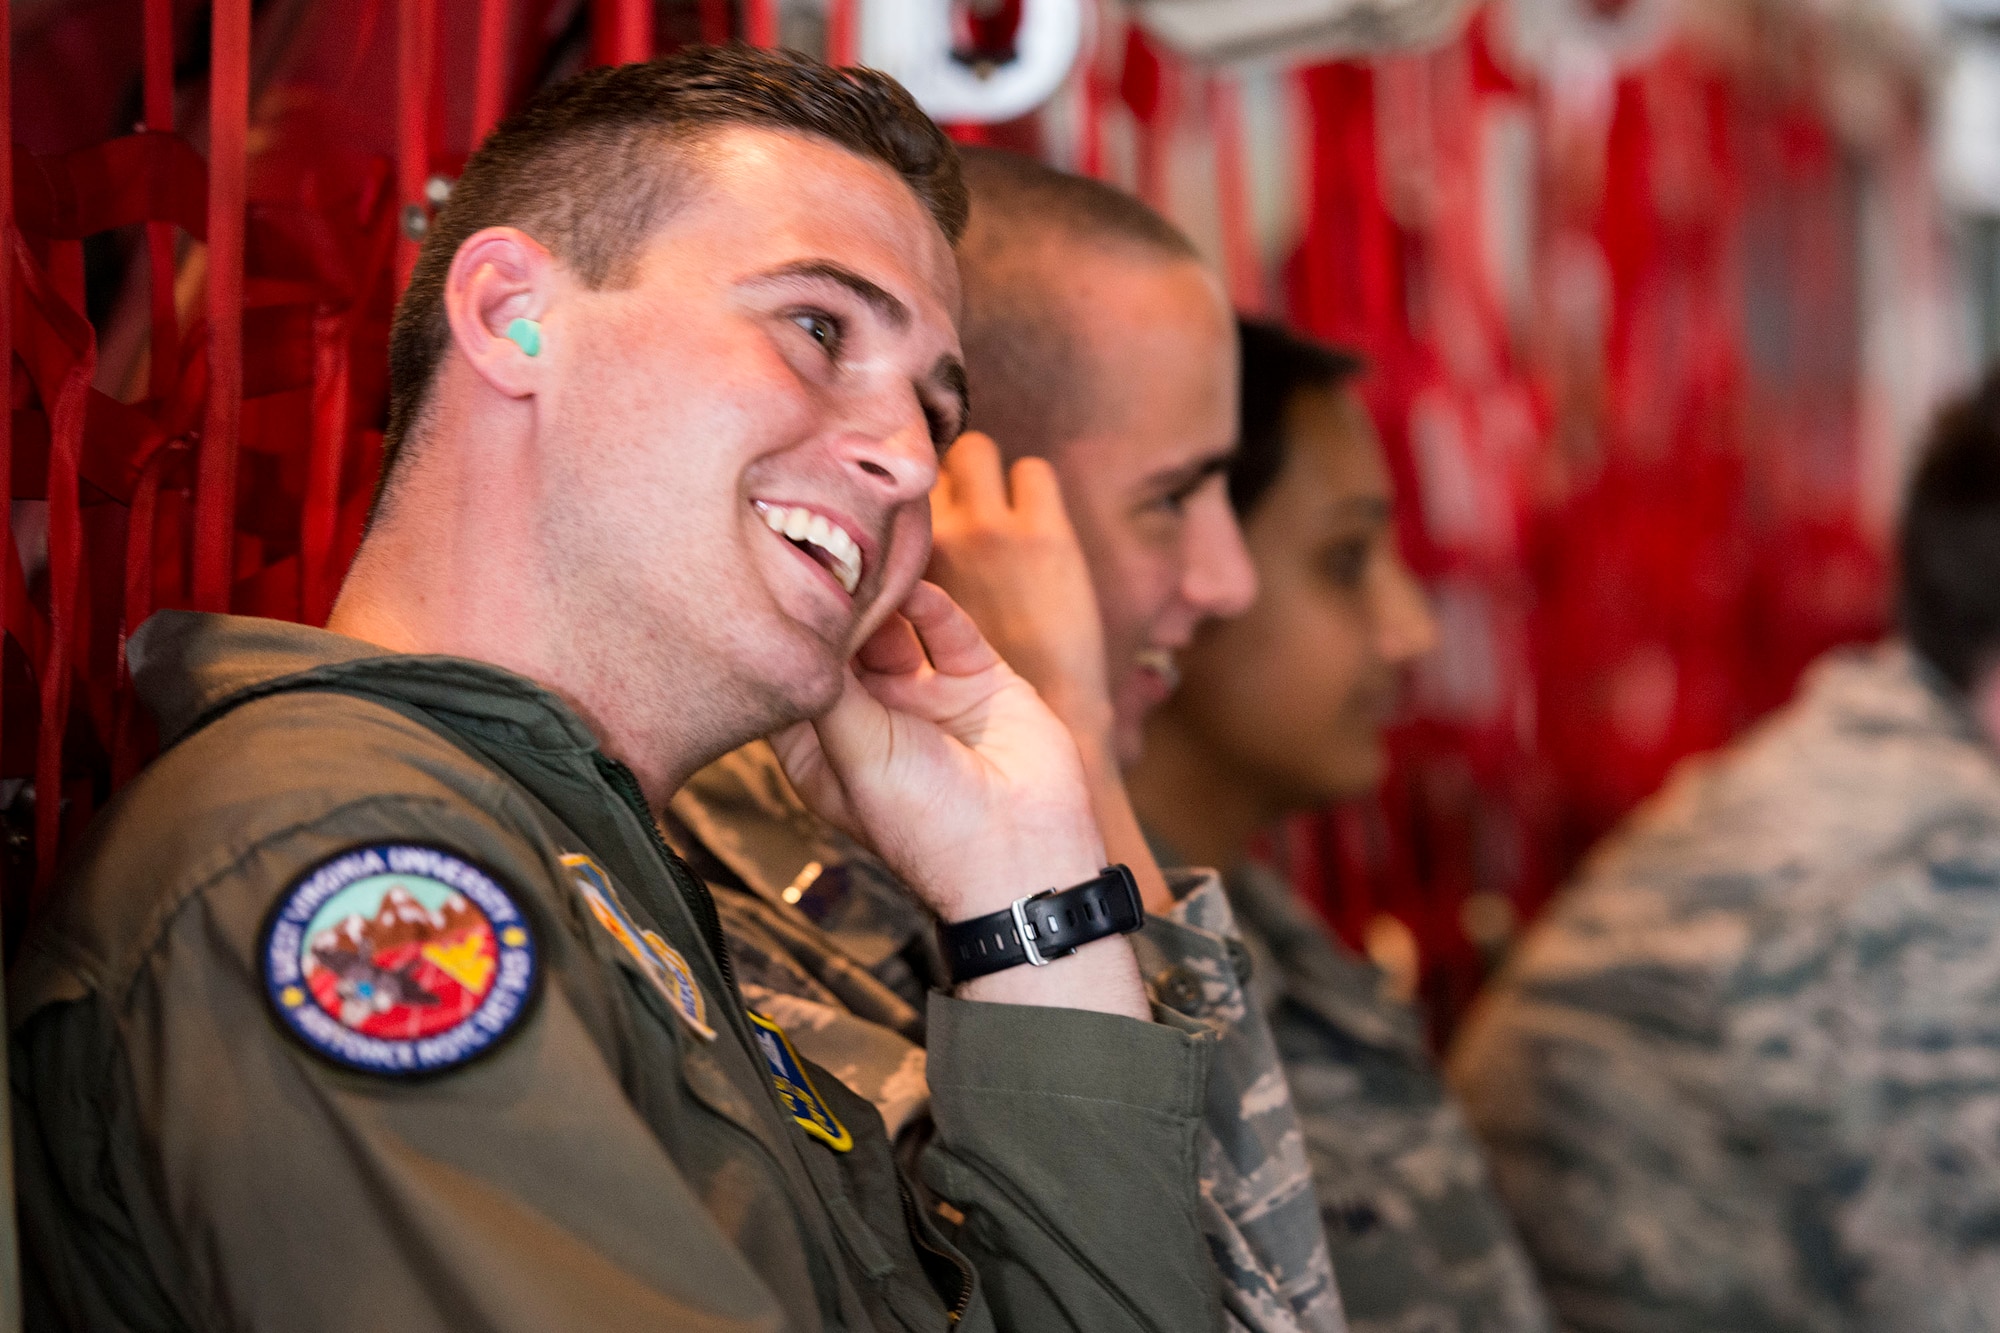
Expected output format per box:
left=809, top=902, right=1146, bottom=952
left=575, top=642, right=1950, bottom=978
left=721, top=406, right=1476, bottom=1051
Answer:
left=744, top=0, right=778, bottom=48
left=193, top=0, right=250, bottom=612
left=698, top=0, right=731, bottom=45
left=0, top=0, right=14, bottom=1293
left=1208, top=76, right=1262, bottom=314
left=50, top=241, right=83, bottom=316
left=1077, top=55, right=1105, bottom=180
left=13, top=235, right=96, bottom=902
left=396, top=0, right=436, bottom=291
left=1119, top=26, right=1171, bottom=213
left=300, top=307, right=350, bottom=625
left=13, top=135, right=210, bottom=244
left=825, top=0, right=856, bottom=64
left=144, top=0, right=178, bottom=404
left=472, top=0, right=510, bottom=145
left=0, top=0, right=10, bottom=862
left=592, top=0, right=653, bottom=64
left=114, top=441, right=170, bottom=784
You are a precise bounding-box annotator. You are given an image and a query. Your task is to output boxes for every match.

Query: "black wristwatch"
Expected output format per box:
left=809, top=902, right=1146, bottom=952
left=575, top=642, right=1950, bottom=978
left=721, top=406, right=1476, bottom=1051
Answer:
left=937, top=865, right=1145, bottom=984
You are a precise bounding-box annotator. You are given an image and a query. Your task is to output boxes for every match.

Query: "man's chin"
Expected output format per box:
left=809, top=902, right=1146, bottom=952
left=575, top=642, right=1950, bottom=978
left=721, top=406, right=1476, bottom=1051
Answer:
left=727, top=639, right=850, bottom=741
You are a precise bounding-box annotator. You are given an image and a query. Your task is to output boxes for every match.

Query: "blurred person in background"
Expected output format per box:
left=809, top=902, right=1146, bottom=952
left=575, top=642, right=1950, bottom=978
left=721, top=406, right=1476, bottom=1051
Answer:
left=665, top=151, right=1347, bottom=1333
left=1449, top=364, right=2000, bottom=1333
left=1127, top=317, right=1554, bottom=1333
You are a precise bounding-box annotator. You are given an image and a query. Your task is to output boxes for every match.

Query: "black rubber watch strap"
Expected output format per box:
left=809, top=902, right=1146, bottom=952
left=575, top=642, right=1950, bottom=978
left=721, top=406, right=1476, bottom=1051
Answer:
left=937, top=865, right=1144, bottom=984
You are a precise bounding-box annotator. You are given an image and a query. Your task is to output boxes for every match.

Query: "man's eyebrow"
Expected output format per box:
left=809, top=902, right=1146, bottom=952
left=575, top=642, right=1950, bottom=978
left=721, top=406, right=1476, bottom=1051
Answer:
left=1150, top=450, right=1235, bottom=497
left=752, top=259, right=909, bottom=331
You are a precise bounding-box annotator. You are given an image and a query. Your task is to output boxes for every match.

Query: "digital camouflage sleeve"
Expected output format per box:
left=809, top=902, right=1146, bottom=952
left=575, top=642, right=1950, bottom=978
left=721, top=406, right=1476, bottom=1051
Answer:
left=1216, top=859, right=1552, bottom=1333
left=668, top=742, right=1346, bottom=1333
left=1449, top=643, right=2000, bottom=1333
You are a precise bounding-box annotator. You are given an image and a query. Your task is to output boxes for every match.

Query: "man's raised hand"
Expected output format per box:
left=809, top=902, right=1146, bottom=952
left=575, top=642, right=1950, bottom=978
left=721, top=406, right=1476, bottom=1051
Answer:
left=770, top=581, right=1149, bottom=1017
left=927, top=432, right=1115, bottom=755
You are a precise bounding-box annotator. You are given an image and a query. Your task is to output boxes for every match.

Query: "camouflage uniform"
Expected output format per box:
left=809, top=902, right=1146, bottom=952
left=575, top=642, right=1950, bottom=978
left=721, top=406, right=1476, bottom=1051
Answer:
left=1201, top=853, right=1553, bottom=1333
left=1449, top=641, right=2000, bottom=1333
left=668, top=742, right=1346, bottom=1333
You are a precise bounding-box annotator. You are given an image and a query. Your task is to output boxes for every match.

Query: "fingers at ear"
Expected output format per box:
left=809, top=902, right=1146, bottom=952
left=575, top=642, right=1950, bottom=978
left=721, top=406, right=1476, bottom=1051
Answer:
left=444, top=226, right=556, bottom=400
left=1006, top=455, right=1070, bottom=528
left=938, top=431, right=1009, bottom=522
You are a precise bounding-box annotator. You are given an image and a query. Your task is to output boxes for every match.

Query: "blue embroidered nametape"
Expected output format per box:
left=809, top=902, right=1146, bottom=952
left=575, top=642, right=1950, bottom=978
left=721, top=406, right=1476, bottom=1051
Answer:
left=562, top=853, right=716, bottom=1041
left=262, top=844, right=538, bottom=1076
left=748, top=1011, right=853, bottom=1152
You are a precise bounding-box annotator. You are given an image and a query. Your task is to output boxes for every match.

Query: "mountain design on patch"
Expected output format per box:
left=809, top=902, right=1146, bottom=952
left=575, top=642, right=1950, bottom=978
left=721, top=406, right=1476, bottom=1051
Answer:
left=320, top=885, right=480, bottom=956
left=304, top=884, right=496, bottom=1038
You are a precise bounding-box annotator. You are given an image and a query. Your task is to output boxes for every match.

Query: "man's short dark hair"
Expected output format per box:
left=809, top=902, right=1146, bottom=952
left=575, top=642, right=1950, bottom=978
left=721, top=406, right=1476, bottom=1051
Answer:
left=1900, top=362, right=2000, bottom=693
left=382, top=44, right=965, bottom=493
left=1231, top=317, right=1364, bottom=517
left=956, top=147, right=1200, bottom=458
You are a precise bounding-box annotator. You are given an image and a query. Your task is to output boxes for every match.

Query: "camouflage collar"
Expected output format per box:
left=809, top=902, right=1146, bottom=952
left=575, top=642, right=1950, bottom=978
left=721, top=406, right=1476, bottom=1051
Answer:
left=1224, top=860, right=1430, bottom=1058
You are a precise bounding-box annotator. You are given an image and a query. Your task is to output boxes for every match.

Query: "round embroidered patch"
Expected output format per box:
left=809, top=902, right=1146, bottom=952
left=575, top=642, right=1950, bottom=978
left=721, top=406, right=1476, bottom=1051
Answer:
left=262, top=844, right=538, bottom=1076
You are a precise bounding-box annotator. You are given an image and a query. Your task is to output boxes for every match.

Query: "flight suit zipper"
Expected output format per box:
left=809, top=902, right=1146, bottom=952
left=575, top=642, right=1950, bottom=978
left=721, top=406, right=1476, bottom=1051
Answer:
left=899, top=1178, right=975, bottom=1325
left=595, top=754, right=738, bottom=993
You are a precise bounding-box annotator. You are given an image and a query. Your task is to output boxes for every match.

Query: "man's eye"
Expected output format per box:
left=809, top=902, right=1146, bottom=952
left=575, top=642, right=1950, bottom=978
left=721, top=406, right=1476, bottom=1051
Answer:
left=1150, top=480, right=1207, bottom=516
left=791, top=310, right=842, bottom=356
left=1323, top=539, right=1371, bottom=589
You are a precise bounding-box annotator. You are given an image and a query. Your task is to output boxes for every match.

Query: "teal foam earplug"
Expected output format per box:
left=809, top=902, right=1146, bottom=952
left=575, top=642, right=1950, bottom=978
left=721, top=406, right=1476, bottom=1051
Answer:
left=505, top=317, right=542, bottom=357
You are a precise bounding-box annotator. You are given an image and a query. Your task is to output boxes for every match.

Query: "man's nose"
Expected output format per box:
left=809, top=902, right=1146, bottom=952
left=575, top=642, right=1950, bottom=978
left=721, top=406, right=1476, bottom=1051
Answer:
left=1183, top=490, right=1259, bottom=621
left=1378, top=550, right=1438, bottom=667
left=837, top=397, right=939, bottom=505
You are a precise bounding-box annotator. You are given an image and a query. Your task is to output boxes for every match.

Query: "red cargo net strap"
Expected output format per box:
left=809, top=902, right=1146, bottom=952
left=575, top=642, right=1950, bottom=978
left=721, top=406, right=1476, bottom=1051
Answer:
left=192, top=0, right=250, bottom=612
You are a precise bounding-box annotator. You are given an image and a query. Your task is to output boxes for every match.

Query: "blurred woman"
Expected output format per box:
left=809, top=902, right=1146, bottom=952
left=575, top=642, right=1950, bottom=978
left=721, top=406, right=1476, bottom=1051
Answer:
left=1129, top=318, right=1552, bottom=1333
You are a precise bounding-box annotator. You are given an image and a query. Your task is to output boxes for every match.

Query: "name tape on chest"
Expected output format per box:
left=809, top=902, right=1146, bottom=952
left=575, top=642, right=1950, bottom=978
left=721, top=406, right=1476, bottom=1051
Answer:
left=747, top=1011, right=853, bottom=1153
left=262, top=844, right=539, bottom=1077
left=561, top=853, right=716, bottom=1042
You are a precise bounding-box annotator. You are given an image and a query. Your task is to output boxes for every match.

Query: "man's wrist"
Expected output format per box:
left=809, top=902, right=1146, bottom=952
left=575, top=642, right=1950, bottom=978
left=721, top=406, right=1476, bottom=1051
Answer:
left=928, top=824, right=1105, bottom=925
left=937, top=865, right=1144, bottom=983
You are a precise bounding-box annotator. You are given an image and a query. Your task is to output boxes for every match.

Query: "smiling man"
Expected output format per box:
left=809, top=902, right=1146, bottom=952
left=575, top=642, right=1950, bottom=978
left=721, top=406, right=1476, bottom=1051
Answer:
left=9, top=48, right=1222, bottom=1333
left=666, top=154, right=1344, bottom=1333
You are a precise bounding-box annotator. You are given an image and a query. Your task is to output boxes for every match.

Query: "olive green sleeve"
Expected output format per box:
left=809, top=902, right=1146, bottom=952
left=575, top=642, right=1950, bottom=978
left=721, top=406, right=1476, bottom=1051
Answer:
left=920, top=993, right=1224, bottom=1333
left=13, top=799, right=797, bottom=1333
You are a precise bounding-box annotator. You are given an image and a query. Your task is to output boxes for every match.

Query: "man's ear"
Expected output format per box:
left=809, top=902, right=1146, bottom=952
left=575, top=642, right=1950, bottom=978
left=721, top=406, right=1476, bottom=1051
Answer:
left=443, top=226, right=555, bottom=400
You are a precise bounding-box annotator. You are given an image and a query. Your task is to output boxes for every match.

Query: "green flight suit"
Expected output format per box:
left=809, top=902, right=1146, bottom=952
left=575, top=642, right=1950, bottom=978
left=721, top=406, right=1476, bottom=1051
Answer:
left=10, top=611, right=1223, bottom=1333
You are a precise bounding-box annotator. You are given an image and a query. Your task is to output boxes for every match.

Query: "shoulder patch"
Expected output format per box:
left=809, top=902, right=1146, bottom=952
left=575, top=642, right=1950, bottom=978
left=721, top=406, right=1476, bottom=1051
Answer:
left=747, top=1010, right=854, bottom=1152
left=562, top=853, right=716, bottom=1041
left=262, top=843, right=539, bottom=1077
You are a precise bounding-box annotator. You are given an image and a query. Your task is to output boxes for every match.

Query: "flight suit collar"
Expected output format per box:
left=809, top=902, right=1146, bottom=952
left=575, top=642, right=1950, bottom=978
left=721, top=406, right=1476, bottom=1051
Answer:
left=130, top=610, right=600, bottom=756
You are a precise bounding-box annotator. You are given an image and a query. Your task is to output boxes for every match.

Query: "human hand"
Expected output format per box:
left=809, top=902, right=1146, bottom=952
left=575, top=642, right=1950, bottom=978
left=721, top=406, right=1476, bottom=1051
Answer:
left=770, top=581, right=1107, bottom=927
left=927, top=433, right=1116, bottom=764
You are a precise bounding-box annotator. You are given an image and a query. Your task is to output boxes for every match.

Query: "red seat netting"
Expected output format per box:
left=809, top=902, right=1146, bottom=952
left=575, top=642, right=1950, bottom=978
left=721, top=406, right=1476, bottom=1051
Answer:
left=3, top=3, right=1925, bottom=1034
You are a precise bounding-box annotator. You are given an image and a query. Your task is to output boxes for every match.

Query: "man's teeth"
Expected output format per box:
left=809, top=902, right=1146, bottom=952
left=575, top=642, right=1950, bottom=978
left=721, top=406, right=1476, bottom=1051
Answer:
left=756, top=502, right=862, bottom=594
left=1136, top=648, right=1182, bottom=693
